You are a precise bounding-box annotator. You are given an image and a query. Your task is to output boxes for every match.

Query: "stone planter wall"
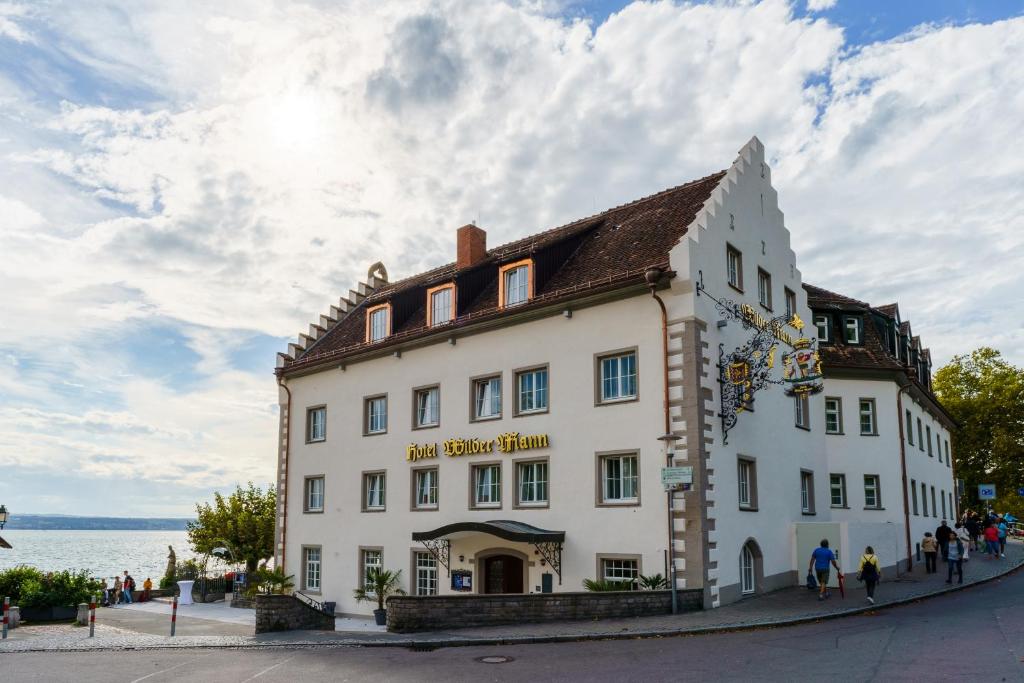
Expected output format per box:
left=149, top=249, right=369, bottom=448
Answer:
left=386, top=588, right=703, bottom=633
left=230, top=595, right=255, bottom=609
left=254, top=594, right=335, bottom=633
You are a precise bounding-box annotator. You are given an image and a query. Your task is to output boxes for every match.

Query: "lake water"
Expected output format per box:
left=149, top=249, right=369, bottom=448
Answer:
left=0, top=530, right=216, bottom=582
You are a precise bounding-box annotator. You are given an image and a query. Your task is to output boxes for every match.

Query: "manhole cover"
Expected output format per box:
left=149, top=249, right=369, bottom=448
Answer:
left=476, top=655, right=514, bottom=664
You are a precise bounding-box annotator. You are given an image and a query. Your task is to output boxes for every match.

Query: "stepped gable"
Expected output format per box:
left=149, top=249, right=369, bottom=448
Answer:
left=282, top=170, right=726, bottom=370
left=803, top=283, right=903, bottom=372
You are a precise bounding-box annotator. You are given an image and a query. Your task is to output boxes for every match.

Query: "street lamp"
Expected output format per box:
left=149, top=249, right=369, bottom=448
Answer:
left=0, top=505, right=8, bottom=530
left=658, top=433, right=682, bottom=614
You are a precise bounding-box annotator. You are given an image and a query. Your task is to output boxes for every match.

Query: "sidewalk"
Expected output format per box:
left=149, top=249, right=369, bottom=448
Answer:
left=1, top=541, right=1020, bottom=652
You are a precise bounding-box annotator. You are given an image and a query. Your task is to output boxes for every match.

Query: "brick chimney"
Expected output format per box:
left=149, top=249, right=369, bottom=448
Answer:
left=456, top=224, right=487, bottom=270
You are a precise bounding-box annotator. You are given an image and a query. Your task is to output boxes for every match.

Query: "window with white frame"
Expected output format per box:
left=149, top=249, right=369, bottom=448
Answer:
left=794, top=394, right=810, bottom=429
left=921, top=483, right=928, bottom=516
left=516, top=367, right=548, bottom=414
left=368, top=306, right=389, bottom=342
left=365, top=395, right=387, bottom=434
left=911, top=478, right=919, bottom=515
left=864, top=475, right=880, bottom=509
left=824, top=397, right=842, bottom=434
left=303, top=547, right=321, bottom=591
left=473, top=376, right=502, bottom=420
left=599, top=351, right=637, bottom=403
left=361, top=549, right=382, bottom=592
left=906, top=410, right=914, bottom=445
left=727, top=245, right=743, bottom=290
left=601, top=453, right=638, bottom=504
left=937, top=433, right=942, bottom=461
left=784, top=288, right=796, bottom=319
left=307, top=406, right=326, bottom=442
left=917, top=418, right=923, bottom=450
left=413, top=468, right=438, bottom=509
left=473, top=464, right=501, bottom=507
left=364, top=472, right=385, bottom=511
left=601, top=558, right=638, bottom=590
left=517, top=460, right=548, bottom=506
left=738, top=458, right=756, bottom=509
left=944, top=440, right=950, bottom=466
left=931, top=486, right=937, bottom=518
left=844, top=316, right=861, bottom=344
left=414, top=386, right=440, bottom=428
left=414, top=552, right=438, bottom=596
left=814, top=314, right=830, bottom=342
left=926, top=425, right=933, bottom=456
left=429, top=286, right=453, bottom=326
left=941, top=488, right=947, bottom=518
left=305, top=476, right=324, bottom=513
left=830, top=474, right=847, bottom=507
left=740, top=544, right=756, bottom=595
left=757, top=269, right=772, bottom=309
left=859, top=399, right=876, bottom=435
left=800, top=471, right=814, bottom=514
left=502, top=264, right=530, bottom=306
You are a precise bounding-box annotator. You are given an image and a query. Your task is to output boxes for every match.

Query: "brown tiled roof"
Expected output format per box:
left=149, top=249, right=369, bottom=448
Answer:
left=876, top=303, right=898, bottom=318
left=804, top=283, right=903, bottom=372
left=288, top=171, right=726, bottom=371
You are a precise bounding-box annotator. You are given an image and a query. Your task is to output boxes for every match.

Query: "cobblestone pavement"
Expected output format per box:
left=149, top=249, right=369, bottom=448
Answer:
left=1, top=541, right=1019, bottom=653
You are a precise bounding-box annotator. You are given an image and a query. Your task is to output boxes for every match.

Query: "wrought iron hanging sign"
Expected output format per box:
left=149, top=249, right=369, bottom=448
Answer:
left=696, top=274, right=823, bottom=444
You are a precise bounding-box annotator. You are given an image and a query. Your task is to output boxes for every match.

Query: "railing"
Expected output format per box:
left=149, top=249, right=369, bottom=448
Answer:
left=294, top=591, right=335, bottom=616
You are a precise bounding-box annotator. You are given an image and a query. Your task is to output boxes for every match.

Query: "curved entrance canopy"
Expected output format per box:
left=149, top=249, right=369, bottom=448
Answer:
left=412, top=520, right=564, bottom=584
left=412, top=520, right=565, bottom=544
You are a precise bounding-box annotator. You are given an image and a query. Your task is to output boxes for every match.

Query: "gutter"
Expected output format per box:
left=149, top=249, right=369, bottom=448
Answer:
left=276, top=377, right=292, bottom=572
left=895, top=383, right=914, bottom=573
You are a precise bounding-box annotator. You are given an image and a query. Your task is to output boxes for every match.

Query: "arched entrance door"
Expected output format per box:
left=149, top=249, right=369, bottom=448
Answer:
left=483, top=554, right=524, bottom=594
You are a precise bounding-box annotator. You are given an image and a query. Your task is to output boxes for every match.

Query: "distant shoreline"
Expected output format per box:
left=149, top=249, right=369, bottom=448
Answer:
left=5, top=515, right=192, bottom=531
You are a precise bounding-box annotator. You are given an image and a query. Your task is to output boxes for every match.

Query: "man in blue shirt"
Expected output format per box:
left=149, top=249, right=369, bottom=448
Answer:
left=808, top=539, right=842, bottom=601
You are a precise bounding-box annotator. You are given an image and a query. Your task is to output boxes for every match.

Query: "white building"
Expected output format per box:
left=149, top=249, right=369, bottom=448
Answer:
left=272, top=137, right=954, bottom=616
left=805, top=285, right=957, bottom=572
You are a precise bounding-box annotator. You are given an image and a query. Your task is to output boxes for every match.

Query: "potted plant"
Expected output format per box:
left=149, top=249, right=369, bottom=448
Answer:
left=353, top=568, right=405, bottom=625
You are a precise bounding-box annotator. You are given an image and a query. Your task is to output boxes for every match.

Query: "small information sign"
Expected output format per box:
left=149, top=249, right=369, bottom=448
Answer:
left=978, top=484, right=997, bottom=500
left=662, top=466, right=694, bottom=490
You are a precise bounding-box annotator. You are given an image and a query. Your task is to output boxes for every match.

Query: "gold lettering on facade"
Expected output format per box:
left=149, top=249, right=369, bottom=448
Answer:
left=406, top=433, right=550, bottom=460
left=405, top=443, right=438, bottom=462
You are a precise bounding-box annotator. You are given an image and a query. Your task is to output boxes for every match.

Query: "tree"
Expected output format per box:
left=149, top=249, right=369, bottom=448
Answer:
left=187, top=483, right=276, bottom=573
left=933, top=348, right=1024, bottom=517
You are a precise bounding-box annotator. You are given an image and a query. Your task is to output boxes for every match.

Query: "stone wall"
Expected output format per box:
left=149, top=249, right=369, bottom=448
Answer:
left=254, top=594, right=335, bottom=633
left=386, top=589, right=703, bottom=633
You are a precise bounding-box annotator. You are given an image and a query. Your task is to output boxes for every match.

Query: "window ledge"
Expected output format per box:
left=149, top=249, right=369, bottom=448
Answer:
left=831, top=505, right=850, bottom=509
left=303, top=509, right=324, bottom=515
left=362, top=508, right=386, bottom=513
left=826, top=431, right=844, bottom=436
left=860, top=433, right=880, bottom=437
left=728, top=283, right=744, bottom=294
left=411, top=506, right=438, bottom=512
left=363, top=431, right=387, bottom=437
left=801, top=511, right=817, bottom=516
left=794, top=424, right=811, bottom=432
left=739, top=506, right=759, bottom=512
left=597, top=501, right=640, bottom=508
left=514, top=409, right=549, bottom=418
left=864, top=507, right=886, bottom=511
left=305, top=439, right=326, bottom=445
left=413, top=424, right=440, bottom=431
left=471, top=415, right=503, bottom=423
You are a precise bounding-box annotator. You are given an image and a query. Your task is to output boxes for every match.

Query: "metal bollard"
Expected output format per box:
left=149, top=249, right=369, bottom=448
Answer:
left=2, top=596, right=8, bottom=639
left=89, top=595, right=96, bottom=637
left=170, top=596, right=178, bottom=636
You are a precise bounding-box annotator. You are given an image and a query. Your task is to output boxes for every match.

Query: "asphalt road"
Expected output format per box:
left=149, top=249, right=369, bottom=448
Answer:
left=4, top=568, right=1023, bottom=682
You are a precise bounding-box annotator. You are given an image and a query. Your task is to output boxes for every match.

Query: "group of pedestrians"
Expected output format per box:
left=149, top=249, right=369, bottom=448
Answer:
left=921, top=519, right=972, bottom=584
left=959, top=510, right=1010, bottom=559
left=98, top=571, right=151, bottom=606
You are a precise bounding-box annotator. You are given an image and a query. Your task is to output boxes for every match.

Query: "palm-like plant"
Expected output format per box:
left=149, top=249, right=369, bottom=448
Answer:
left=352, top=568, right=406, bottom=612
left=583, top=578, right=629, bottom=591
left=244, top=567, right=295, bottom=597
left=638, top=573, right=670, bottom=590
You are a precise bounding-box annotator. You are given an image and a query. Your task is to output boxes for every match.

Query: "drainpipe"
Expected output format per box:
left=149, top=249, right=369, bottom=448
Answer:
left=277, top=376, right=292, bottom=573
left=644, top=266, right=678, bottom=614
left=895, top=383, right=913, bottom=573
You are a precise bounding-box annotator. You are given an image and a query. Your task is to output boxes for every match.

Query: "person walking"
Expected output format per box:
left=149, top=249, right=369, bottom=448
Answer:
left=857, top=546, right=881, bottom=604
left=946, top=533, right=964, bottom=584
left=809, top=539, right=842, bottom=601
left=122, top=571, right=135, bottom=604
left=983, top=523, right=1000, bottom=559
left=955, top=523, right=971, bottom=562
left=935, top=520, right=952, bottom=561
left=997, top=517, right=1008, bottom=558
left=922, top=532, right=938, bottom=573
left=966, top=512, right=981, bottom=551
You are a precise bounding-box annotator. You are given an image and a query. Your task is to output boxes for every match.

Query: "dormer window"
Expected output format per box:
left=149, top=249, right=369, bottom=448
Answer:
left=366, top=303, right=390, bottom=342
left=814, top=314, right=830, bottom=342
left=499, top=259, right=532, bottom=307
left=427, top=284, right=455, bottom=327
left=843, top=316, right=862, bottom=345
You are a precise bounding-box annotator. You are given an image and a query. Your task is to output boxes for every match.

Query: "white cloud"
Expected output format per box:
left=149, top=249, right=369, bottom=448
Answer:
left=0, top=0, right=1022, bottom=513
left=806, top=0, right=837, bottom=12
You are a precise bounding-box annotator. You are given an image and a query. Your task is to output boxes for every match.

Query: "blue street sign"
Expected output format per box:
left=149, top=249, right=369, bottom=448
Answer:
left=1017, top=487, right=1024, bottom=497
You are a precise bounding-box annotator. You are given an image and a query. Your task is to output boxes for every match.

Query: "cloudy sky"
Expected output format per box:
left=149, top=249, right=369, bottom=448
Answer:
left=1, top=0, right=1022, bottom=517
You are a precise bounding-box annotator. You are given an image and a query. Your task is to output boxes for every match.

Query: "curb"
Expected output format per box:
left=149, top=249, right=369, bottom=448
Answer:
left=2, top=555, right=1021, bottom=653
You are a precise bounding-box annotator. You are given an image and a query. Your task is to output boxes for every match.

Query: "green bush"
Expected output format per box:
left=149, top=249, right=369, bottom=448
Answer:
left=16, top=569, right=102, bottom=609
left=0, top=566, right=45, bottom=604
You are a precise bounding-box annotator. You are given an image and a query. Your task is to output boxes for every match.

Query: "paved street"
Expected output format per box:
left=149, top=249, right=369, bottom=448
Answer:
left=3, top=562, right=1023, bottom=682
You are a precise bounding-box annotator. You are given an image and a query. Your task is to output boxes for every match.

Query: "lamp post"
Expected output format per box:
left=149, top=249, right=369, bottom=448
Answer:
left=658, top=433, right=682, bottom=614
left=0, top=505, right=8, bottom=530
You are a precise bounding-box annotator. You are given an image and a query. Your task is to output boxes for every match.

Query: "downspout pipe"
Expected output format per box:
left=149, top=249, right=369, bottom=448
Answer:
left=644, top=266, right=677, bottom=614
left=277, top=376, right=292, bottom=573
left=895, top=383, right=914, bottom=573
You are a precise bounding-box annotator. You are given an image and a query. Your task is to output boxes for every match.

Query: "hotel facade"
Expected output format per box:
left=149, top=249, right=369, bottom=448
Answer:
left=273, top=137, right=955, bottom=615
